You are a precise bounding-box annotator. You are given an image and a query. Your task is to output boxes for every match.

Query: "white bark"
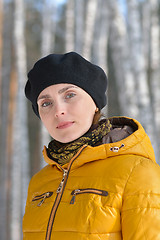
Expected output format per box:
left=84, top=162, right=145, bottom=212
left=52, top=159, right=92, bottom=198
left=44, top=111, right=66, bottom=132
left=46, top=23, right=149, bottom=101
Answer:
left=0, top=0, right=3, bottom=115
left=75, top=0, right=85, bottom=53
left=0, top=3, right=13, bottom=238
left=11, top=0, right=29, bottom=239
left=0, top=2, right=6, bottom=239
left=41, top=0, right=56, bottom=56
left=92, top=0, right=109, bottom=115
left=149, top=0, right=160, bottom=162
left=40, top=0, right=56, bottom=168
left=108, top=0, right=135, bottom=116
left=65, top=0, right=75, bottom=52
left=126, top=0, right=158, bottom=158
left=83, top=0, right=97, bottom=60
left=92, top=0, right=109, bottom=72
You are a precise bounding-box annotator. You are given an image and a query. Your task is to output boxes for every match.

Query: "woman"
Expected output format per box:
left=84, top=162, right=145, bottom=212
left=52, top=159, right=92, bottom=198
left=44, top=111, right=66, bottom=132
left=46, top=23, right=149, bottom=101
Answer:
left=23, top=52, right=160, bottom=240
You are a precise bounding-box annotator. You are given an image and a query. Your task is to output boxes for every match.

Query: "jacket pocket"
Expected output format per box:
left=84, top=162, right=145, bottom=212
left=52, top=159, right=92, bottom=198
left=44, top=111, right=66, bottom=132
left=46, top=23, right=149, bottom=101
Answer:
left=32, top=191, right=53, bottom=206
left=70, top=188, right=108, bottom=204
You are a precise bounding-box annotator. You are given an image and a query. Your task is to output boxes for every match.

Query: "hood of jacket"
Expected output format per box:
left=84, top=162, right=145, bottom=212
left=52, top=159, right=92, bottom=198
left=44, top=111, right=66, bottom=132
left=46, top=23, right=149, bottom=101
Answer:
left=42, top=116, right=156, bottom=169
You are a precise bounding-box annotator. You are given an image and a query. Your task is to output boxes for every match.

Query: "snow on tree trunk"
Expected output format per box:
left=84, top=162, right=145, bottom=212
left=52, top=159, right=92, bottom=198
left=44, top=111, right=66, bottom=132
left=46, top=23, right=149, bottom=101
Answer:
left=40, top=0, right=56, bottom=168
left=83, top=0, right=97, bottom=60
left=75, top=0, right=85, bottom=53
left=11, top=0, right=29, bottom=239
left=126, top=0, right=158, bottom=158
left=65, top=0, right=75, bottom=52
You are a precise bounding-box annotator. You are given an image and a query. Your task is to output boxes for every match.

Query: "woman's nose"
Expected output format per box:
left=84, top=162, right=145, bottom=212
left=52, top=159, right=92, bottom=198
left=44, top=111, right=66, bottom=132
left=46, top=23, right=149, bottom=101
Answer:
left=54, top=103, right=65, bottom=118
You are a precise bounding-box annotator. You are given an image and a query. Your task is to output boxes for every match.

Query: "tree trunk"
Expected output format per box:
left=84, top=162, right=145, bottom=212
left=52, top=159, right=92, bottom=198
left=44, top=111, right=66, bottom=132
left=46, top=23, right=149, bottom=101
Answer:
left=0, top=2, right=14, bottom=239
left=126, top=0, right=158, bottom=157
left=10, top=0, right=29, bottom=239
left=108, top=0, right=133, bottom=117
left=40, top=0, right=56, bottom=168
left=0, top=1, right=6, bottom=239
left=75, top=0, right=85, bottom=53
left=92, top=0, right=109, bottom=115
left=148, top=0, right=160, bottom=162
left=65, top=0, right=75, bottom=52
left=83, top=0, right=97, bottom=60
left=92, top=0, right=109, bottom=72
left=0, top=0, right=3, bottom=119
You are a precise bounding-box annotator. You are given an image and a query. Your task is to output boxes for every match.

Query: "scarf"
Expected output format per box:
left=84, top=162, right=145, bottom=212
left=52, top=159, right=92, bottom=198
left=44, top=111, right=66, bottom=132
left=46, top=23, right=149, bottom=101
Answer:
left=47, top=119, right=112, bottom=166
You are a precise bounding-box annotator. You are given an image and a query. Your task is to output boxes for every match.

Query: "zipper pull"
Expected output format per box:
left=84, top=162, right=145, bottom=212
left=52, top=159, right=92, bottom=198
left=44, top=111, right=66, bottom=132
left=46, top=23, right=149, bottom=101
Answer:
left=70, top=189, right=80, bottom=204
left=37, top=192, right=50, bottom=207
left=57, top=169, right=68, bottom=193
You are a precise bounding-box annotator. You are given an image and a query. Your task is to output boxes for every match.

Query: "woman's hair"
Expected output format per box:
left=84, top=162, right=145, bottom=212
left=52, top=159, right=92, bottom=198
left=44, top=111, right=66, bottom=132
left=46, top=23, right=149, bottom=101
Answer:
left=92, top=110, right=102, bottom=125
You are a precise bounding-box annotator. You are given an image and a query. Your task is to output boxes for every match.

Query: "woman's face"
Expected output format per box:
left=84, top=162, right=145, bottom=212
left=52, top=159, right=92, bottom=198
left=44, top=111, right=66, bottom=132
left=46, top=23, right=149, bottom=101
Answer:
left=37, top=84, right=97, bottom=143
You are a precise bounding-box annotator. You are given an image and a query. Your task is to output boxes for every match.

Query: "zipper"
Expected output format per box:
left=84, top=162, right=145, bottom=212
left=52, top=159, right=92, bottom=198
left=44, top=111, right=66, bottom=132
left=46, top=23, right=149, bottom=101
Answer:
left=32, top=192, right=53, bottom=206
left=70, top=188, right=108, bottom=204
left=45, top=145, right=87, bottom=240
left=45, top=168, right=69, bottom=240
left=56, top=169, right=68, bottom=193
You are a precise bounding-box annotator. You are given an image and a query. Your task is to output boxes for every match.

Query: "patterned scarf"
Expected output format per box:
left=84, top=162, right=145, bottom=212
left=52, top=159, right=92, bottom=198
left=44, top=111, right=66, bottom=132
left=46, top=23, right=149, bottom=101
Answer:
left=47, top=119, right=112, bottom=166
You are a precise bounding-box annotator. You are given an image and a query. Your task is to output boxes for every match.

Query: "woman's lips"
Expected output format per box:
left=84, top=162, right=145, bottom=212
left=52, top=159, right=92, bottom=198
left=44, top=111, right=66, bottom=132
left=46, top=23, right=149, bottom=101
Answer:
left=56, top=121, right=74, bottom=129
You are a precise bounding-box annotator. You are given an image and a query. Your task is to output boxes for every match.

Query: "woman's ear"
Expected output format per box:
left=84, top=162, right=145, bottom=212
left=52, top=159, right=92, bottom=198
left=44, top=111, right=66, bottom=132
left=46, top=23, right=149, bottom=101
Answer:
left=95, top=107, right=99, bottom=113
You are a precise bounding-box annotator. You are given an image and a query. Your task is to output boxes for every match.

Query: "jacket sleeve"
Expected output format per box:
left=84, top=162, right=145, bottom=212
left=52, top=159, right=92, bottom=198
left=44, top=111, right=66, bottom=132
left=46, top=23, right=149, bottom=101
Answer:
left=121, top=157, right=160, bottom=240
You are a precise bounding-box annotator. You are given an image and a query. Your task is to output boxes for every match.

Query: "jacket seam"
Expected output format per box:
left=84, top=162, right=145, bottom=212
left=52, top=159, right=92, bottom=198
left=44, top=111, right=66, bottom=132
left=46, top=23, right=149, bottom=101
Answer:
left=122, top=157, right=146, bottom=198
left=123, top=192, right=160, bottom=197
left=122, top=206, right=160, bottom=212
left=47, top=230, right=121, bottom=234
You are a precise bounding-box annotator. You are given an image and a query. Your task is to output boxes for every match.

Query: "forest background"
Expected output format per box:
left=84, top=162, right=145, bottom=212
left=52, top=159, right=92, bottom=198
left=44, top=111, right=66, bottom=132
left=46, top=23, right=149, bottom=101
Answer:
left=0, top=0, right=160, bottom=239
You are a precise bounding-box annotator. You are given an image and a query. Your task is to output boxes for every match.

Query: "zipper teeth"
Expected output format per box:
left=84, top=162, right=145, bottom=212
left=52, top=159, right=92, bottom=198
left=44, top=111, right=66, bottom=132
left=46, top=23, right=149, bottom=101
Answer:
left=32, top=192, right=52, bottom=201
left=76, top=189, right=103, bottom=195
left=70, top=188, right=108, bottom=205
left=45, top=145, right=87, bottom=240
left=72, top=188, right=108, bottom=196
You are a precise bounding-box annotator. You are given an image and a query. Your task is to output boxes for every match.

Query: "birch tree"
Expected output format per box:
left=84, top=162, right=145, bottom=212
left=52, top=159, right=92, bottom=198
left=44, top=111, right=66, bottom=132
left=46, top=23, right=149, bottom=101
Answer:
left=0, top=1, right=7, bottom=239
left=149, top=0, right=160, bottom=162
left=10, top=0, right=29, bottom=239
left=92, top=0, right=109, bottom=115
left=0, top=0, right=3, bottom=118
left=92, top=0, right=109, bottom=72
left=75, top=0, right=85, bottom=53
left=83, top=0, right=97, bottom=60
left=108, top=0, right=128, bottom=115
left=126, top=0, right=158, bottom=157
left=65, top=0, right=75, bottom=52
left=0, top=2, right=14, bottom=239
left=40, top=0, right=56, bottom=167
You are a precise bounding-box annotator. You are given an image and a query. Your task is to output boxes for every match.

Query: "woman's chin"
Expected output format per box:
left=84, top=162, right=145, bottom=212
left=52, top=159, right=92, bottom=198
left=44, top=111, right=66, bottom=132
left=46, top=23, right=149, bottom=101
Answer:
left=55, top=137, right=78, bottom=143
left=51, top=127, right=91, bottom=143
left=53, top=134, right=81, bottom=143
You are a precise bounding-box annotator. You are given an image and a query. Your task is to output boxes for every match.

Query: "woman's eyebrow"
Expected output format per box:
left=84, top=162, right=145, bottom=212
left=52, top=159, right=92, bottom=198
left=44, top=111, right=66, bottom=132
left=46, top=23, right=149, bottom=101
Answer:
left=37, top=86, right=78, bottom=101
left=58, top=86, right=78, bottom=94
left=37, top=94, right=51, bottom=101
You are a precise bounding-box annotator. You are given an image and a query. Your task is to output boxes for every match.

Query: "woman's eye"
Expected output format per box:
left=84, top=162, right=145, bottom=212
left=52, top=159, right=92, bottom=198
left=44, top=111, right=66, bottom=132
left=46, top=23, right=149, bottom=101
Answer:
left=65, top=93, right=76, bottom=99
left=41, top=102, right=52, bottom=107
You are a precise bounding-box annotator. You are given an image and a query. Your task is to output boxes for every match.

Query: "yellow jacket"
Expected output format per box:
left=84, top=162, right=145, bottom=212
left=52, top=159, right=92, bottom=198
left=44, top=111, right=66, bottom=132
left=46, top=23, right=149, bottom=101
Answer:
left=23, top=117, right=160, bottom=240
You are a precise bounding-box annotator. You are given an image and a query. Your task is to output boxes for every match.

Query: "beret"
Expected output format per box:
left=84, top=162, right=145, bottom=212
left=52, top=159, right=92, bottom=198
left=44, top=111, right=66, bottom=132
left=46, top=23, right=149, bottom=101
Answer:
left=25, top=52, right=108, bottom=117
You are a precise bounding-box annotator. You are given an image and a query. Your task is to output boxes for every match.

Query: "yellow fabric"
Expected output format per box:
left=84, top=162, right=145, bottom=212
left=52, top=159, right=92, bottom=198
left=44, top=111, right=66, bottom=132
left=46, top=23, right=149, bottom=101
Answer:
left=23, top=117, right=160, bottom=240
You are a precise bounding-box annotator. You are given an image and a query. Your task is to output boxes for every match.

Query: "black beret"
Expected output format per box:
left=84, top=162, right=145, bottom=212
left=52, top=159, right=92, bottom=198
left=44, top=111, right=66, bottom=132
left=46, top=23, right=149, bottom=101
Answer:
left=25, top=52, right=108, bottom=117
